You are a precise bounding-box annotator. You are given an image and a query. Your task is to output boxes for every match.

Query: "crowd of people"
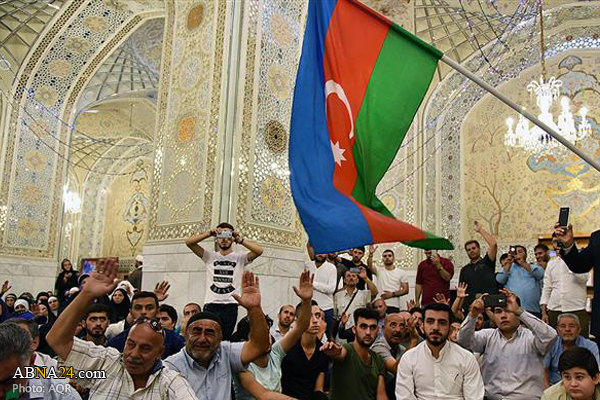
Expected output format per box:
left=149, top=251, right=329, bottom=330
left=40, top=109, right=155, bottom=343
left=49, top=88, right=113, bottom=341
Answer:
left=0, top=221, right=598, bottom=400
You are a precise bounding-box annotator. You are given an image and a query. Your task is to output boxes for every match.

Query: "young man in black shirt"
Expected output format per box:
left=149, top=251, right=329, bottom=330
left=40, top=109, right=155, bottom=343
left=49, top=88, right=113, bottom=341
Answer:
left=459, top=221, right=498, bottom=313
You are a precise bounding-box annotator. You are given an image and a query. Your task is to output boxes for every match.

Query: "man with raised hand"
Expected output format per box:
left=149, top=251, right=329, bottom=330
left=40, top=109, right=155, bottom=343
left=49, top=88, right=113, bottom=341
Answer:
left=457, top=289, right=557, bottom=400
left=164, top=271, right=270, bottom=400
left=46, top=258, right=198, bottom=400
left=186, top=223, right=263, bottom=340
left=321, top=307, right=388, bottom=400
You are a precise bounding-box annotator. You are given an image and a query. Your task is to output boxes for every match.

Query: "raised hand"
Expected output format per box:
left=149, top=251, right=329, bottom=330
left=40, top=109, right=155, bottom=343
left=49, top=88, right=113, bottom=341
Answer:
left=83, top=258, right=120, bottom=298
left=406, top=299, right=417, bottom=310
left=368, top=244, right=378, bottom=254
left=358, top=267, right=368, bottom=280
left=232, top=271, right=261, bottom=310
left=456, top=282, right=468, bottom=298
left=499, top=288, right=521, bottom=315
left=340, top=312, right=349, bottom=326
left=474, top=221, right=482, bottom=233
left=292, top=270, right=314, bottom=301
left=554, top=223, right=574, bottom=248
left=469, top=295, right=486, bottom=317
left=0, top=280, right=11, bottom=296
left=320, top=341, right=343, bottom=358
left=153, top=280, right=170, bottom=302
left=433, top=293, right=449, bottom=305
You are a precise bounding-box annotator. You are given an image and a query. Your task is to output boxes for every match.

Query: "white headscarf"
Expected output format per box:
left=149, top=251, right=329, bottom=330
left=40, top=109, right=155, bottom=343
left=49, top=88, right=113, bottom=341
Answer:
left=14, top=299, right=29, bottom=311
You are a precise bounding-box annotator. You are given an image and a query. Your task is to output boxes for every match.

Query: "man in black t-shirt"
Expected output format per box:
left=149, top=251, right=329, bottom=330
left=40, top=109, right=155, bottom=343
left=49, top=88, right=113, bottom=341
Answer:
left=281, top=302, right=329, bottom=400
left=459, top=221, right=498, bottom=313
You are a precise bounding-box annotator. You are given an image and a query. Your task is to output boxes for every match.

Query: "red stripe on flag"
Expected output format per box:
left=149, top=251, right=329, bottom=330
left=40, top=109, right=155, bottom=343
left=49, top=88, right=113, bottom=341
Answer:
left=323, top=0, right=390, bottom=196
left=353, top=200, right=427, bottom=242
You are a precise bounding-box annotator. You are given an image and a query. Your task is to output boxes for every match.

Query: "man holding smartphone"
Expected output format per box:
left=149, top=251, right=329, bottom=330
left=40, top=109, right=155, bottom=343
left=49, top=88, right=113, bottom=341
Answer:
left=186, top=222, right=264, bottom=340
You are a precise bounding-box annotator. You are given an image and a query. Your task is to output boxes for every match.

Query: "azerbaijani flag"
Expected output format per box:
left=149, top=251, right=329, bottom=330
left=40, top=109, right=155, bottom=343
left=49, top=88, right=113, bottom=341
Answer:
left=289, top=0, right=453, bottom=253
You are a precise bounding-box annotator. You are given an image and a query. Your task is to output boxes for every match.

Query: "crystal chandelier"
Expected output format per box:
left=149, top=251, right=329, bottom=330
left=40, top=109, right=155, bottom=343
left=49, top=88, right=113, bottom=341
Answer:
left=504, top=2, right=591, bottom=154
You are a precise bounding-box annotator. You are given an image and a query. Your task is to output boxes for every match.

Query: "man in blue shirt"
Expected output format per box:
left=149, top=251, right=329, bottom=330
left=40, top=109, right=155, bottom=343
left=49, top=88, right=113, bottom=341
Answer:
left=544, top=313, right=599, bottom=385
left=496, top=246, right=544, bottom=316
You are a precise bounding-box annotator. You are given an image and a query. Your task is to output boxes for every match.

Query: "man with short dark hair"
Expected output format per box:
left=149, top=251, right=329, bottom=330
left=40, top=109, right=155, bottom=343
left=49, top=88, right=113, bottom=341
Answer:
left=534, top=244, right=550, bottom=270
left=496, top=245, right=544, bottom=316
left=158, top=304, right=178, bottom=331
left=46, top=259, right=198, bottom=399
left=541, top=346, right=600, bottom=400
left=540, top=236, right=589, bottom=333
left=186, top=223, right=264, bottom=340
left=272, top=304, right=295, bottom=341
left=164, top=271, right=270, bottom=400
left=321, top=307, right=387, bottom=400
left=367, top=248, right=408, bottom=314
left=396, top=303, right=483, bottom=400
left=338, top=246, right=374, bottom=290
left=106, top=291, right=184, bottom=359
left=415, top=250, right=454, bottom=306
left=457, top=289, right=557, bottom=400
left=0, top=323, right=82, bottom=400
left=180, top=302, right=201, bottom=335
left=334, top=268, right=377, bottom=333
left=281, top=300, right=329, bottom=400
left=82, top=303, right=110, bottom=346
left=460, top=221, right=498, bottom=313
left=544, top=313, right=599, bottom=386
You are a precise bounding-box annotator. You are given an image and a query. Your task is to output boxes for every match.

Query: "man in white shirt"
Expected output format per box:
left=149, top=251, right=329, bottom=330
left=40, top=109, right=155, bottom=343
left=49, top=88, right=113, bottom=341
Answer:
left=270, top=304, right=295, bottom=341
left=186, top=222, right=263, bottom=340
left=367, top=247, right=409, bottom=313
left=457, top=289, right=558, bottom=400
left=540, top=235, right=590, bottom=336
left=334, top=268, right=377, bottom=339
left=396, top=302, right=484, bottom=400
left=305, top=245, right=337, bottom=339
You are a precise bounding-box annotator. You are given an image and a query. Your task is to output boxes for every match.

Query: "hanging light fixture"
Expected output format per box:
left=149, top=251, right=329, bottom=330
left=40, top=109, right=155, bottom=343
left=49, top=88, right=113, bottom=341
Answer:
left=505, top=1, right=591, bottom=154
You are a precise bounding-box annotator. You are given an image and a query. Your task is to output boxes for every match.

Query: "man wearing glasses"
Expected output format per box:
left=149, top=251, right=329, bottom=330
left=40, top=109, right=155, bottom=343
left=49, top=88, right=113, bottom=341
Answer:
left=47, top=258, right=198, bottom=399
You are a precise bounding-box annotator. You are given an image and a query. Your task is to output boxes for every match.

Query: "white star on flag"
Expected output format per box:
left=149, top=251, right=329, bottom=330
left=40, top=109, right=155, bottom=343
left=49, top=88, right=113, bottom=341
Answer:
left=330, top=140, right=346, bottom=166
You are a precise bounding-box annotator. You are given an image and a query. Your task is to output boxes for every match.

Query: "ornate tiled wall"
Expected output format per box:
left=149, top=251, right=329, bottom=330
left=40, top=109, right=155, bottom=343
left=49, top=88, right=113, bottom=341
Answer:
left=423, top=3, right=600, bottom=267
left=0, top=0, right=164, bottom=261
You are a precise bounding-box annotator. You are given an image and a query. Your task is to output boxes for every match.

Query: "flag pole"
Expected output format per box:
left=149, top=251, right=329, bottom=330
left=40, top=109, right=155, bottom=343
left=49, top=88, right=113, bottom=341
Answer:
left=440, top=54, right=600, bottom=174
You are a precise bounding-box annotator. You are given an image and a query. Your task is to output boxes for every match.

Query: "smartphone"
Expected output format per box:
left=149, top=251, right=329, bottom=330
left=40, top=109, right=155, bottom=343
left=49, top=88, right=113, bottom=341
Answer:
left=349, top=266, right=360, bottom=273
left=558, top=207, right=570, bottom=227
left=216, top=230, right=233, bottom=239
left=484, top=294, right=507, bottom=309
left=509, top=246, right=516, bottom=254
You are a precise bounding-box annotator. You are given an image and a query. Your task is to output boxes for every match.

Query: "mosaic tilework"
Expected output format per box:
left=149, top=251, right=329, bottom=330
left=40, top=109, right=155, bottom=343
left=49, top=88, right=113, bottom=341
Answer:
left=0, top=0, right=163, bottom=258
left=147, top=0, right=229, bottom=241
left=423, top=3, right=600, bottom=268
left=230, top=0, right=306, bottom=249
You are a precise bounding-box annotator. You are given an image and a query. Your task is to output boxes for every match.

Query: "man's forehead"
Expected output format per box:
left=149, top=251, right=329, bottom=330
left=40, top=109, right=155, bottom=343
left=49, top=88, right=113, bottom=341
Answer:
left=87, top=312, right=108, bottom=319
left=281, top=305, right=294, bottom=313
left=129, top=324, right=163, bottom=345
left=133, top=298, right=156, bottom=306
left=386, top=314, right=403, bottom=324
left=189, top=319, right=221, bottom=330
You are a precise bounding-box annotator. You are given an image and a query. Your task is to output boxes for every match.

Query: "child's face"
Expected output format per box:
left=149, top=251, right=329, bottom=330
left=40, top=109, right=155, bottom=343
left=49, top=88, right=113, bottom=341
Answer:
left=561, top=367, right=599, bottom=400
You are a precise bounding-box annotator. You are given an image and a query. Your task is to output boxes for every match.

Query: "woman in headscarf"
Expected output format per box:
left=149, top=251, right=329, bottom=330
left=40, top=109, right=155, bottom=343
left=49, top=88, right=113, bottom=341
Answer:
left=54, top=258, right=79, bottom=303
left=4, top=293, right=16, bottom=315
left=10, top=299, right=35, bottom=320
left=47, top=296, right=59, bottom=318
left=109, top=288, right=131, bottom=323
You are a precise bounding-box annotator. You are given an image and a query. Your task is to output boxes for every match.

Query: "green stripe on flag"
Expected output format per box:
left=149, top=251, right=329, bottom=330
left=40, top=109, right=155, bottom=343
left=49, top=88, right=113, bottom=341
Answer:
left=352, top=23, right=440, bottom=214
left=403, top=230, right=455, bottom=250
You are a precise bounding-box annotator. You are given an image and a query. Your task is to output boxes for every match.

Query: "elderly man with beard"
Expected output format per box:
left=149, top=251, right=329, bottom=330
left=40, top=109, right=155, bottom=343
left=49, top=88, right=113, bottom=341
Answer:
left=322, top=307, right=388, bottom=400
left=186, top=222, right=264, bottom=340
left=164, top=271, right=270, bottom=400
left=396, top=303, right=483, bottom=400
left=457, top=289, right=557, bottom=400
left=46, top=258, right=198, bottom=399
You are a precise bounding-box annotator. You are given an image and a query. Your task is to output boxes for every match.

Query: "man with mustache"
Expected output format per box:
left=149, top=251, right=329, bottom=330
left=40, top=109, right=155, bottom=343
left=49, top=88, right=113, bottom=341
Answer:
left=321, top=307, right=387, bottom=400
left=396, top=303, right=483, bottom=400
left=164, top=271, right=270, bottom=400
left=457, top=289, right=557, bottom=400
left=46, top=258, right=198, bottom=399
left=371, top=313, right=419, bottom=400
